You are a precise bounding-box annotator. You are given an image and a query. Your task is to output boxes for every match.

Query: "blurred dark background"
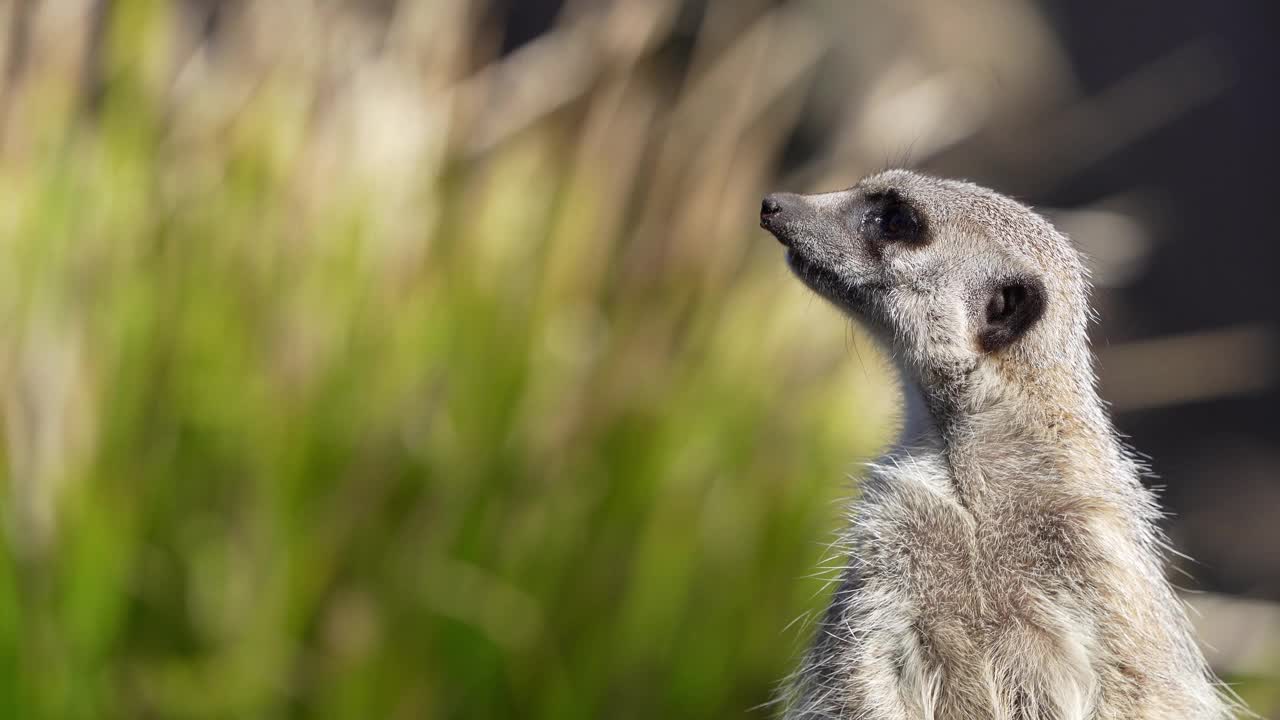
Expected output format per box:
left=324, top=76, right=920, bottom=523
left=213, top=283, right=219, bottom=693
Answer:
left=1044, top=0, right=1279, bottom=600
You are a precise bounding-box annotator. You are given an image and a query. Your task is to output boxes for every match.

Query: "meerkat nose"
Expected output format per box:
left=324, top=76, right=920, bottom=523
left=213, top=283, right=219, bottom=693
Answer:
left=761, top=195, right=783, bottom=218
left=760, top=193, right=791, bottom=244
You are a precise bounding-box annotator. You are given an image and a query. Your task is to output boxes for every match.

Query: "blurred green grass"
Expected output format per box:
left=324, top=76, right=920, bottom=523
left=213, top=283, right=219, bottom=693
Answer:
left=0, top=2, right=897, bottom=717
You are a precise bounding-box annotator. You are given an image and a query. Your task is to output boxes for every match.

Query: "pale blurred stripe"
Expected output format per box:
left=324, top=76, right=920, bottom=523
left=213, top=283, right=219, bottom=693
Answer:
left=1099, top=325, right=1276, bottom=412
left=1185, top=591, right=1280, bottom=677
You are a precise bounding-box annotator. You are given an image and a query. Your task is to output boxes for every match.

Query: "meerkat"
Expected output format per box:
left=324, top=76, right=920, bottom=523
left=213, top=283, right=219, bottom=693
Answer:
left=759, top=170, right=1237, bottom=719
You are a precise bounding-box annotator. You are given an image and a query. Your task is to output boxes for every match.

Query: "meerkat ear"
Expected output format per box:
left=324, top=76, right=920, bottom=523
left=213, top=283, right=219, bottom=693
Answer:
left=979, top=278, right=1046, bottom=353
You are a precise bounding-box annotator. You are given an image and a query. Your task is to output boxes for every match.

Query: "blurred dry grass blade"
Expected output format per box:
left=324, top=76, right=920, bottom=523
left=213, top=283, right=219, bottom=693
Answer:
left=1187, top=592, right=1280, bottom=678
left=1099, top=325, right=1276, bottom=412
left=781, top=0, right=1075, bottom=190
left=1051, top=201, right=1155, bottom=289
left=996, top=39, right=1235, bottom=193
left=459, top=0, right=680, bottom=155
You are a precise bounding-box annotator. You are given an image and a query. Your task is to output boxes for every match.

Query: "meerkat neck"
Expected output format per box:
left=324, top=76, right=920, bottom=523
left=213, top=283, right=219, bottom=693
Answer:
left=891, top=358, right=940, bottom=450
left=892, top=356, right=1121, bottom=507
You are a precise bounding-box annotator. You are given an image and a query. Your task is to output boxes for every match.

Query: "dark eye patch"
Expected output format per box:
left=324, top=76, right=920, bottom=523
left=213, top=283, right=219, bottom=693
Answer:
left=861, top=190, right=925, bottom=245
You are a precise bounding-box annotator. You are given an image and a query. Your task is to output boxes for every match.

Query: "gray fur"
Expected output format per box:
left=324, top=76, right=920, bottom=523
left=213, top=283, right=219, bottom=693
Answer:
left=764, top=171, right=1239, bottom=719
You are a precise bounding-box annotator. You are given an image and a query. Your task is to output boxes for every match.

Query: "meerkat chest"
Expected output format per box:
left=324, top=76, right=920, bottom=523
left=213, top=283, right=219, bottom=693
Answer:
left=855, top=456, right=1098, bottom=648
left=847, top=460, right=1106, bottom=717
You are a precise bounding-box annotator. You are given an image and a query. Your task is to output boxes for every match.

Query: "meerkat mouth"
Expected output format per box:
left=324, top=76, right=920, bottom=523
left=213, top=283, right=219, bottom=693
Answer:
left=786, top=250, right=872, bottom=310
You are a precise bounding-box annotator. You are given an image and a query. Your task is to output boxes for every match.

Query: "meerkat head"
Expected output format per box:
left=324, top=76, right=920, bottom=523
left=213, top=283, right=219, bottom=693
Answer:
left=761, top=169, right=1092, bottom=396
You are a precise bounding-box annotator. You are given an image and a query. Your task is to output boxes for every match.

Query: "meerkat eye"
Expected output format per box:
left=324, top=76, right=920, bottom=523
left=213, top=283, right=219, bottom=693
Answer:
left=862, top=193, right=923, bottom=244
left=882, top=204, right=917, bottom=236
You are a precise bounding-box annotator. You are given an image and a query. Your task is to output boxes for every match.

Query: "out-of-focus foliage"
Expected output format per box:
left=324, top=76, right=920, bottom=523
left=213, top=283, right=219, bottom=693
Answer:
left=0, top=1, right=897, bottom=717
left=0, top=1, right=1274, bottom=718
